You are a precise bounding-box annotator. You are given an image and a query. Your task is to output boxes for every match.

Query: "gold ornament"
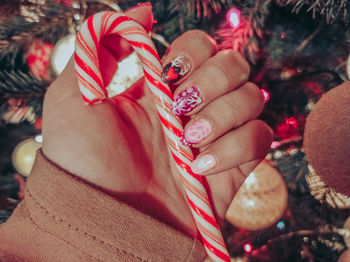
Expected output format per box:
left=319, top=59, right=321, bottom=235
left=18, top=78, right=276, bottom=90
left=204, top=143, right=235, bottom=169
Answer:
left=342, top=217, right=350, bottom=248
left=225, top=160, right=288, bottom=231
left=12, top=137, right=42, bottom=177
left=306, top=165, right=350, bottom=209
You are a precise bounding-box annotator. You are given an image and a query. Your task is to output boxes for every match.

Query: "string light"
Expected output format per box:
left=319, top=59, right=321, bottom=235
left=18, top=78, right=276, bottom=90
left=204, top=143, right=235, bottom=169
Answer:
left=243, top=243, right=253, bottom=253
left=34, top=135, right=43, bottom=143
left=226, top=8, right=241, bottom=28
left=261, top=89, right=270, bottom=102
left=276, top=221, right=286, bottom=231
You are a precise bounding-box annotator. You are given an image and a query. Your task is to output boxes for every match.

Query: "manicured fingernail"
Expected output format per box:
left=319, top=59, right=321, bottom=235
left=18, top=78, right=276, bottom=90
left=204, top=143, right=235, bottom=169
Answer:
left=162, top=54, right=191, bottom=83
left=170, top=86, right=202, bottom=116
left=191, top=154, right=216, bottom=174
left=181, top=119, right=211, bottom=146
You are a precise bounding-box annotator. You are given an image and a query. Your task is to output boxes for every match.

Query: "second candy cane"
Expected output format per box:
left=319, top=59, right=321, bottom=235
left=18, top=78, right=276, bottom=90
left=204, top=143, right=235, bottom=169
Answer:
left=74, top=11, right=230, bottom=261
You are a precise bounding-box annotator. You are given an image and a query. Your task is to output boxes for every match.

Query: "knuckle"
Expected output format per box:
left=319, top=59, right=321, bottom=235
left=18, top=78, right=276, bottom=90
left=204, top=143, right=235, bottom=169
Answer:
left=202, top=64, right=230, bottom=93
left=248, top=120, right=273, bottom=157
left=231, top=51, right=250, bottom=79
left=244, top=82, right=265, bottom=114
left=184, top=29, right=208, bottom=39
left=221, top=95, right=242, bottom=125
left=184, top=30, right=217, bottom=54
left=216, top=50, right=250, bottom=85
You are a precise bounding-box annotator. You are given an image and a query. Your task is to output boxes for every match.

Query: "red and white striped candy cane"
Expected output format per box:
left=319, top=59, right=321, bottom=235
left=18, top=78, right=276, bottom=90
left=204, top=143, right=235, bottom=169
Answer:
left=74, top=11, right=230, bottom=261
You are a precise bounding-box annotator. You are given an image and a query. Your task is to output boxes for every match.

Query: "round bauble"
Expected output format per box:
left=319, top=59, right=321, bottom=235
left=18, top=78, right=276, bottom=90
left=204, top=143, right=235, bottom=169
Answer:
left=225, top=161, right=288, bottom=231
left=51, top=34, right=76, bottom=75
left=304, top=82, right=350, bottom=197
left=12, top=137, right=42, bottom=177
left=344, top=217, right=350, bottom=248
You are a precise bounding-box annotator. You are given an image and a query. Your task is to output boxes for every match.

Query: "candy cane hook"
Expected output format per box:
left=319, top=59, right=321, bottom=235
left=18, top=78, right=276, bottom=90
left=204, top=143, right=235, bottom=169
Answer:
left=74, top=11, right=230, bottom=261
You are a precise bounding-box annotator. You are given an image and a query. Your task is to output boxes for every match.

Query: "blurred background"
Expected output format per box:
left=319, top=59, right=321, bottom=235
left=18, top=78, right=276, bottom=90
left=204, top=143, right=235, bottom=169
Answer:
left=0, top=0, right=350, bottom=261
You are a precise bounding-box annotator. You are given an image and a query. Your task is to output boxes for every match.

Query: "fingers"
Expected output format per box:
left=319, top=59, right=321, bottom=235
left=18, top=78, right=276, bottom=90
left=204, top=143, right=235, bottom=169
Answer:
left=124, top=2, right=154, bottom=32
left=190, top=120, right=273, bottom=175
left=161, top=30, right=217, bottom=84
left=205, top=159, right=262, bottom=224
left=180, top=82, right=265, bottom=147
left=99, top=2, right=154, bottom=86
left=170, top=50, right=250, bottom=116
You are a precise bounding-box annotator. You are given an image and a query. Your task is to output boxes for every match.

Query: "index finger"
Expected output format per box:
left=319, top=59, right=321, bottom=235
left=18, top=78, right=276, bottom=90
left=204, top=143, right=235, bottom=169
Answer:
left=161, top=30, right=217, bottom=85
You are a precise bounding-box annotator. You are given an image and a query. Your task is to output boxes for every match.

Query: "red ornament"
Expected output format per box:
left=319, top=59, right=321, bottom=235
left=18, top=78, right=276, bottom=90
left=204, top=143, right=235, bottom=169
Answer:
left=276, top=117, right=300, bottom=139
left=304, top=81, right=323, bottom=95
left=34, top=117, right=43, bottom=130
left=26, top=39, right=53, bottom=80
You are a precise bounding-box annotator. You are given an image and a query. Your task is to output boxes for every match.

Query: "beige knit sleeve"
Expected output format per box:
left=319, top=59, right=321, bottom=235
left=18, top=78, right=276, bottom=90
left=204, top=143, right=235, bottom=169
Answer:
left=0, top=150, right=206, bottom=262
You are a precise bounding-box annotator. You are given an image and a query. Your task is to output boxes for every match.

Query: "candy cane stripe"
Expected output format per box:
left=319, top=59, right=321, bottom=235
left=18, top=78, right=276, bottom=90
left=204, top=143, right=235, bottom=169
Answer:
left=138, top=55, right=162, bottom=77
left=170, top=152, right=202, bottom=183
left=105, top=15, right=132, bottom=36
left=101, top=12, right=113, bottom=37
left=129, top=40, right=162, bottom=65
left=77, top=33, right=98, bottom=65
left=76, top=72, right=105, bottom=98
left=144, top=70, right=173, bottom=99
left=75, top=53, right=104, bottom=92
left=202, top=237, right=230, bottom=262
left=166, top=137, right=193, bottom=163
left=187, top=197, right=219, bottom=230
left=182, top=178, right=211, bottom=207
left=87, top=16, right=99, bottom=50
left=158, top=112, right=182, bottom=137
left=75, top=11, right=230, bottom=261
left=197, top=222, right=227, bottom=248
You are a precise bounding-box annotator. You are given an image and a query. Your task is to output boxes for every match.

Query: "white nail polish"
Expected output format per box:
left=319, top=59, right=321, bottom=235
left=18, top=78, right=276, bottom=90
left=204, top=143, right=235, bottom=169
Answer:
left=191, top=154, right=216, bottom=174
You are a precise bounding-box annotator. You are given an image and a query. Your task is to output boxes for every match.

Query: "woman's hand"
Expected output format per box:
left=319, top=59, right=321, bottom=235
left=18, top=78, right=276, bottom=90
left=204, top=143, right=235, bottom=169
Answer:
left=42, top=4, right=272, bottom=238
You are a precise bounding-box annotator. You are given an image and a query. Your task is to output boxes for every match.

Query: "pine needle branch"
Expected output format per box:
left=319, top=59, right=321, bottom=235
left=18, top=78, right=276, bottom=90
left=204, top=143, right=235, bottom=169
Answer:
left=0, top=2, right=70, bottom=63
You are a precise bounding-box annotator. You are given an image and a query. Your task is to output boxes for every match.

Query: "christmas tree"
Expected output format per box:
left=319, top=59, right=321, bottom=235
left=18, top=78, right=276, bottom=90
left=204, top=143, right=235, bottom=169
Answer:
left=1, top=1, right=350, bottom=261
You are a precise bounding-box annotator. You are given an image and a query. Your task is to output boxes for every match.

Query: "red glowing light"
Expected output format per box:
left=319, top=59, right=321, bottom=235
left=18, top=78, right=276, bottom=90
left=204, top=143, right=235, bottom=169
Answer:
left=227, top=8, right=241, bottom=28
left=261, top=89, right=270, bottom=102
left=244, top=243, right=253, bottom=253
left=285, top=117, right=298, bottom=128
left=271, top=141, right=279, bottom=149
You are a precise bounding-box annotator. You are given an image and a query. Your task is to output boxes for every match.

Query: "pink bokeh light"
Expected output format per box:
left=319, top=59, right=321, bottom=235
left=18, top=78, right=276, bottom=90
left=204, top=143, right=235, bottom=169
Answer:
left=227, top=8, right=241, bottom=28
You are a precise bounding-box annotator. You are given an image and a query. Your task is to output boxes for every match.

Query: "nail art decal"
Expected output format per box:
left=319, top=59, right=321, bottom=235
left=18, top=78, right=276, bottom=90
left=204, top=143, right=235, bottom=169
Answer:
left=162, top=55, right=191, bottom=83
left=171, top=86, right=202, bottom=116
left=181, top=119, right=211, bottom=146
left=191, top=154, right=216, bottom=174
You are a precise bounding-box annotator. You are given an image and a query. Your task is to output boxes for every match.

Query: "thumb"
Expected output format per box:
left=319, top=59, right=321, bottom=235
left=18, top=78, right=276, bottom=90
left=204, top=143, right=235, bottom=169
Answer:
left=125, top=2, right=154, bottom=32
left=99, top=2, right=154, bottom=86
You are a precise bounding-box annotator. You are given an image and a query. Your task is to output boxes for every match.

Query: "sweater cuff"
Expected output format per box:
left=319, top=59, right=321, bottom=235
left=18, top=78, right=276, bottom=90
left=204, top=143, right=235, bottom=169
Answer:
left=25, top=150, right=206, bottom=261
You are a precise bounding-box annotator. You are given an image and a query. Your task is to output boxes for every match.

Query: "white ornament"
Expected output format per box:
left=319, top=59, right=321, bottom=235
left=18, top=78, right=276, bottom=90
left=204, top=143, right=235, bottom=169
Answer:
left=106, top=52, right=143, bottom=97
left=51, top=34, right=76, bottom=75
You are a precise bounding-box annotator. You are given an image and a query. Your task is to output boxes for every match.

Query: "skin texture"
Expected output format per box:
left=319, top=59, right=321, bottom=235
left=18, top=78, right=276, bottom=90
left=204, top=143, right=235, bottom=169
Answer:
left=42, top=5, right=273, bottom=238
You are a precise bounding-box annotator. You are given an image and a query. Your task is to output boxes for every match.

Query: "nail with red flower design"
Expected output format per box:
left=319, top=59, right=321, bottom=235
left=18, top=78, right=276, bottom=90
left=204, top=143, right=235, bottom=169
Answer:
left=171, top=86, right=202, bottom=116
left=161, top=54, right=191, bottom=84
